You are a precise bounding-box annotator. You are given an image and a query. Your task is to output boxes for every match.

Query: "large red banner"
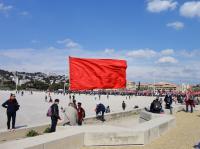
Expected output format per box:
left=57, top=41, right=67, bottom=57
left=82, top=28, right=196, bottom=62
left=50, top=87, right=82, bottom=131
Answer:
left=69, top=57, right=127, bottom=90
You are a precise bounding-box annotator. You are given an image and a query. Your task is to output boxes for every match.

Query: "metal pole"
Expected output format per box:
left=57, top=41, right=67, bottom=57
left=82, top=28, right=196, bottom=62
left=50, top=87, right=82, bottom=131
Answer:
left=153, top=76, right=155, bottom=95
left=64, top=80, right=66, bottom=94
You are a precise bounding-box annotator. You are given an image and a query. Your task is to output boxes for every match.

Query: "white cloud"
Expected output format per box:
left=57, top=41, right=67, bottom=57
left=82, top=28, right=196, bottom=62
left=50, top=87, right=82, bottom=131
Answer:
left=104, top=48, right=115, bottom=54
left=0, top=48, right=34, bottom=59
left=166, top=21, right=184, bottom=30
left=0, top=48, right=68, bottom=74
left=180, top=1, right=200, bottom=18
left=127, top=49, right=157, bottom=58
left=161, top=49, right=174, bottom=55
left=0, top=3, right=13, bottom=12
left=1, top=44, right=200, bottom=83
left=157, top=56, right=178, bottom=64
left=147, top=0, right=178, bottom=13
left=31, top=40, right=39, bottom=44
left=0, top=2, right=13, bottom=14
left=180, top=49, right=200, bottom=57
left=57, top=38, right=80, bottom=49
left=19, top=11, right=29, bottom=16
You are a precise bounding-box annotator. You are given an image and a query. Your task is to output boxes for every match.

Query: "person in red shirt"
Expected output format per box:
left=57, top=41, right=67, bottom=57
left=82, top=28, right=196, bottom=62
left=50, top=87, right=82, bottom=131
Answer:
left=185, top=90, right=194, bottom=113
left=77, top=102, right=85, bottom=125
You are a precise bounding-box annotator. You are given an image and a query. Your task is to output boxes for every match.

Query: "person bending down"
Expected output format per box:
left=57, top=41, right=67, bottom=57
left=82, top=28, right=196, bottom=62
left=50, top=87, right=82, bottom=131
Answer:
left=96, top=103, right=106, bottom=121
left=150, top=98, right=163, bottom=114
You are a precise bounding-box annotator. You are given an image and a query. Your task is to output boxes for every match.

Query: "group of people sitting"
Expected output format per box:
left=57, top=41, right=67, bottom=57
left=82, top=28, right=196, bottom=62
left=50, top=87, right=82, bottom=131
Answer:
left=149, top=94, right=173, bottom=114
left=148, top=91, right=196, bottom=114
left=47, top=99, right=86, bottom=132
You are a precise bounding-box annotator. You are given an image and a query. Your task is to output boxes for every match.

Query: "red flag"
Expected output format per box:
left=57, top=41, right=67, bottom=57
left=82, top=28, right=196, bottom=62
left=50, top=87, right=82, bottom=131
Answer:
left=69, top=57, right=127, bottom=90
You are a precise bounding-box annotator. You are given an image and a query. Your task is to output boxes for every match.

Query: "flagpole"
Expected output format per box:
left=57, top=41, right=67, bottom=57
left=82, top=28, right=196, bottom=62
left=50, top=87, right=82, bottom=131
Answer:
left=153, top=75, right=155, bottom=95
left=68, top=56, right=70, bottom=92
left=64, top=80, right=65, bottom=94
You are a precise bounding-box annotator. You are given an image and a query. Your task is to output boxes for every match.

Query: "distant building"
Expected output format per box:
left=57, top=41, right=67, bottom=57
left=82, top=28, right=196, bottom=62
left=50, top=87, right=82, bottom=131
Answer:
left=154, top=82, right=177, bottom=91
left=135, top=82, right=178, bottom=91
left=19, top=79, right=30, bottom=85
left=178, top=83, right=190, bottom=92
left=55, top=80, right=61, bottom=84
left=126, top=81, right=136, bottom=90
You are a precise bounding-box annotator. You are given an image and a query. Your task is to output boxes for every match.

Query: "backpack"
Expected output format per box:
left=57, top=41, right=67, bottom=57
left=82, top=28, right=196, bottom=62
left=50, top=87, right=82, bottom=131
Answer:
left=47, top=106, right=52, bottom=117
left=15, top=105, right=20, bottom=111
left=82, top=108, right=86, bottom=118
left=153, top=100, right=161, bottom=111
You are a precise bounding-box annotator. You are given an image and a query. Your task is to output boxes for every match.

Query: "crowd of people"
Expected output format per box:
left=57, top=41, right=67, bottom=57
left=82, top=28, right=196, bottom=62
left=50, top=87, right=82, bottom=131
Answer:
left=46, top=98, right=86, bottom=132
left=1, top=89, right=200, bottom=133
left=148, top=90, right=199, bottom=114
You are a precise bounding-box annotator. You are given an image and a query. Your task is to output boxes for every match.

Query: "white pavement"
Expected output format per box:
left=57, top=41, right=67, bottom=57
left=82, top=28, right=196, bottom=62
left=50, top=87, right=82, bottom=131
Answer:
left=0, top=90, right=156, bottom=130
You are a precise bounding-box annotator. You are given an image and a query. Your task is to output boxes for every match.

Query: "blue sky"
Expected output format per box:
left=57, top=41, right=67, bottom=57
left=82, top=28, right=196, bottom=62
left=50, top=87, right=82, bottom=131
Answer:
left=0, top=0, right=200, bottom=84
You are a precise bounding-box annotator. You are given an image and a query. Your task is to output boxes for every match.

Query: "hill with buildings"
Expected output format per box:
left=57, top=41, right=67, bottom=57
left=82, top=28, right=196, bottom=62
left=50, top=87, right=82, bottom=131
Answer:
left=0, top=69, right=68, bottom=90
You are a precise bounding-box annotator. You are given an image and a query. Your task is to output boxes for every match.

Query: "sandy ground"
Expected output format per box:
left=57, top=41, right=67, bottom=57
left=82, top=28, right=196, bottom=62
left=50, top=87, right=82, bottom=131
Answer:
left=0, top=90, right=155, bottom=130
left=83, top=111, right=200, bottom=149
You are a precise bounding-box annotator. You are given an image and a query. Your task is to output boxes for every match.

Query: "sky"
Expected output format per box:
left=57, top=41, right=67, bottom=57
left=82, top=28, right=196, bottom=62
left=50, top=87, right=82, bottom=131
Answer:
left=0, top=0, right=200, bottom=84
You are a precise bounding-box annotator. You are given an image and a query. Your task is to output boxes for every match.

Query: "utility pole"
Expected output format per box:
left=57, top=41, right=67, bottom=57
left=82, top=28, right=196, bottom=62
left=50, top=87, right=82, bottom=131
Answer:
left=63, top=79, right=66, bottom=94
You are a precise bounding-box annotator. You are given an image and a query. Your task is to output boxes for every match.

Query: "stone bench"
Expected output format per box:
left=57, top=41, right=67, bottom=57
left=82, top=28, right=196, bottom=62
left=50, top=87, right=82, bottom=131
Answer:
left=1, top=105, right=186, bottom=148
left=139, top=110, right=161, bottom=123
left=0, top=108, right=142, bottom=143
left=0, top=112, right=176, bottom=148
left=132, top=115, right=175, bottom=144
left=0, top=130, right=84, bottom=149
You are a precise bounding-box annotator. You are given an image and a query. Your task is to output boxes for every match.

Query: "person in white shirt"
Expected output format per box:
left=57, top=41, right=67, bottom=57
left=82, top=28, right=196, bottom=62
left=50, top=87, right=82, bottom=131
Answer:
left=61, top=103, right=78, bottom=126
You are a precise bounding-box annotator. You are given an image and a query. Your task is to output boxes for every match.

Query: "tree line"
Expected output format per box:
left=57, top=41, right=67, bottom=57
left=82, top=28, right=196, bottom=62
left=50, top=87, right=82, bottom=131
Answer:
left=0, top=80, right=69, bottom=91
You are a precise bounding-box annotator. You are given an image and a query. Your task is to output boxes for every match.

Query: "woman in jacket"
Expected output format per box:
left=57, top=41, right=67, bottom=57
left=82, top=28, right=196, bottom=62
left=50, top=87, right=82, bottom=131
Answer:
left=2, top=94, right=20, bottom=130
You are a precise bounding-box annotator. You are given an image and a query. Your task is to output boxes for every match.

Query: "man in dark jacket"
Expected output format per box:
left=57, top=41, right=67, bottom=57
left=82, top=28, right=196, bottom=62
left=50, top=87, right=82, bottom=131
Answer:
left=150, top=98, right=162, bottom=113
left=164, top=93, right=173, bottom=114
left=2, top=94, right=20, bottom=130
left=50, top=99, right=61, bottom=132
left=122, top=101, right=126, bottom=111
left=96, top=103, right=105, bottom=121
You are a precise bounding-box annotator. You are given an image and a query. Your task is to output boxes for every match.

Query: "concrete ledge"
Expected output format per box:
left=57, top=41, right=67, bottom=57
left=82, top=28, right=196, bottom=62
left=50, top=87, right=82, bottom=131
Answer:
left=0, top=130, right=84, bottom=149
left=83, top=115, right=175, bottom=146
left=0, top=107, right=179, bottom=148
left=164, top=105, right=185, bottom=115
left=139, top=111, right=161, bottom=122
left=139, top=105, right=185, bottom=123
left=0, top=123, right=50, bottom=143
left=134, top=115, right=175, bottom=144
left=84, top=108, right=142, bottom=124
left=0, top=108, right=142, bottom=143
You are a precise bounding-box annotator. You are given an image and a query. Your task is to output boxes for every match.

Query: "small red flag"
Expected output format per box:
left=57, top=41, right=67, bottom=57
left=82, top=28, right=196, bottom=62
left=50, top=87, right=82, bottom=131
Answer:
left=69, top=57, right=127, bottom=90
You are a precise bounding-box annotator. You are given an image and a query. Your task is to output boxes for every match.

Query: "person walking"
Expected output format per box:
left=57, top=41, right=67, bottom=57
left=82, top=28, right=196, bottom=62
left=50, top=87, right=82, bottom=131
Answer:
left=185, top=91, right=194, bottom=113
left=77, top=102, right=85, bottom=126
left=48, top=99, right=61, bottom=132
left=72, top=94, right=75, bottom=100
left=45, top=95, right=48, bottom=102
left=2, top=94, right=20, bottom=131
left=164, top=93, right=173, bottom=114
left=72, top=99, right=77, bottom=109
left=122, top=101, right=126, bottom=111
